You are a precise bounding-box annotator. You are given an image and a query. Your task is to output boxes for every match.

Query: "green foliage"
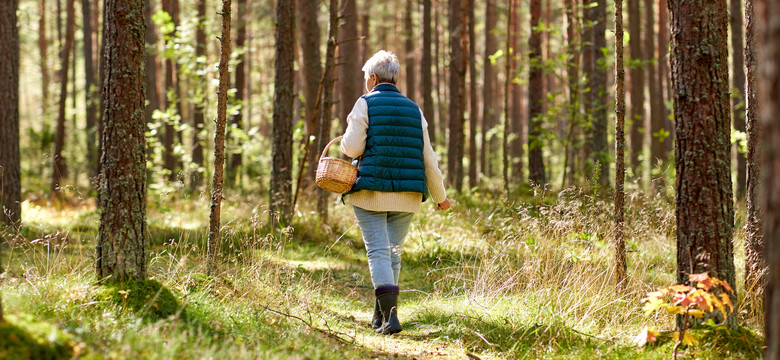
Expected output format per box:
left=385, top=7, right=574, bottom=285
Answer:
left=95, top=280, right=185, bottom=322
left=0, top=315, right=75, bottom=360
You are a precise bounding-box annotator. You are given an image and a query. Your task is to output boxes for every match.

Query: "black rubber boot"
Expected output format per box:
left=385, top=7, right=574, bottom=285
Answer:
left=371, top=298, right=382, bottom=330
left=374, top=285, right=402, bottom=335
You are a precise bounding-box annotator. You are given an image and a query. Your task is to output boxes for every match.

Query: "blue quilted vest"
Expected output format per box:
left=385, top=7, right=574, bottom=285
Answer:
left=347, top=84, right=428, bottom=202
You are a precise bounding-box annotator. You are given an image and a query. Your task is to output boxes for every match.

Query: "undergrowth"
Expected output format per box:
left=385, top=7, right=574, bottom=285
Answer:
left=0, top=186, right=764, bottom=359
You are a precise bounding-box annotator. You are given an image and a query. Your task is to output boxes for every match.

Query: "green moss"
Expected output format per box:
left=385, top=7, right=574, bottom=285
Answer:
left=96, top=279, right=185, bottom=322
left=0, top=315, right=74, bottom=360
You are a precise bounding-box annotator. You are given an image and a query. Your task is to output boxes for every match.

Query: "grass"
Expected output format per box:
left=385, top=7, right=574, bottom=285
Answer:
left=0, top=186, right=765, bottom=359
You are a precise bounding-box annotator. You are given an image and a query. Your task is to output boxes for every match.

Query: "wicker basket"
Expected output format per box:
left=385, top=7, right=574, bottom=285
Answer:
left=315, top=136, right=358, bottom=194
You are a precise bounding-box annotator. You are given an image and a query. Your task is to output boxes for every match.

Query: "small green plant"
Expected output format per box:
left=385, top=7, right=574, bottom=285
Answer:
left=635, top=273, right=734, bottom=359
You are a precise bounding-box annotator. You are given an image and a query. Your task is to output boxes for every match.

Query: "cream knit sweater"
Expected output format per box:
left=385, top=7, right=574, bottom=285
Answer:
left=340, top=97, right=447, bottom=213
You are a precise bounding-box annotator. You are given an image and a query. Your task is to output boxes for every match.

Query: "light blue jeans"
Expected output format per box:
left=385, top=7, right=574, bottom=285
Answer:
left=352, top=206, right=415, bottom=288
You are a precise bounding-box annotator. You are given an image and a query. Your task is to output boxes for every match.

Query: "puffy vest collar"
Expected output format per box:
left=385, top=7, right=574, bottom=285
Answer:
left=369, top=83, right=400, bottom=94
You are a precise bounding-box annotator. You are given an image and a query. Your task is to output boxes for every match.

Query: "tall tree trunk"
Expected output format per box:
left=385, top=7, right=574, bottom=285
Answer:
left=528, top=0, right=546, bottom=186
left=1, top=0, right=20, bottom=228
left=316, top=0, right=339, bottom=222
left=404, top=0, right=416, bottom=102
left=207, top=0, right=232, bottom=276
left=52, top=0, right=75, bottom=194
left=361, top=0, right=370, bottom=63
left=468, top=0, right=478, bottom=189
left=658, top=0, right=673, bottom=155
left=227, top=0, right=246, bottom=185
left=582, top=0, right=594, bottom=166
left=760, top=1, right=780, bottom=355
left=297, top=0, right=322, bottom=192
left=562, top=0, right=579, bottom=188
left=340, top=0, right=360, bottom=130
left=730, top=0, right=746, bottom=199
left=502, top=0, right=513, bottom=196
left=97, top=0, right=147, bottom=282
left=614, top=0, right=627, bottom=287
left=510, top=0, right=523, bottom=180
left=744, top=0, right=765, bottom=302
left=83, top=0, right=99, bottom=182
left=669, top=0, right=736, bottom=324
left=162, top=0, right=180, bottom=182
left=628, top=0, right=645, bottom=182
left=191, top=0, right=207, bottom=190
left=447, top=0, right=467, bottom=191
left=648, top=0, right=667, bottom=194
left=270, top=0, right=295, bottom=225
left=591, top=0, right=609, bottom=187
left=143, top=0, right=160, bottom=132
left=435, top=0, right=447, bottom=146
left=481, top=0, right=497, bottom=179
left=422, top=0, right=435, bottom=146
left=39, top=0, right=49, bottom=122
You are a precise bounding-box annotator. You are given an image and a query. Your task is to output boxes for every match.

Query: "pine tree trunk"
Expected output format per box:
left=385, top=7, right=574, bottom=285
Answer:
left=97, top=0, right=147, bottom=282
left=297, top=0, right=322, bottom=192
left=83, top=0, right=99, bottom=182
left=39, top=0, right=49, bottom=124
left=658, top=0, right=673, bottom=154
left=191, top=0, right=207, bottom=190
left=510, top=1, right=523, bottom=180
left=270, top=0, right=295, bottom=225
left=730, top=0, right=746, bottom=199
left=447, top=0, right=467, bottom=191
left=628, top=0, right=644, bottom=182
left=591, top=0, right=609, bottom=187
left=404, top=0, right=416, bottom=102
left=316, top=0, right=339, bottom=222
left=339, top=0, right=359, bottom=133
left=361, top=1, right=370, bottom=64
left=162, top=0, right=180, bottom=182
left=562, top=0, right=579, bottom=188
left=760, top=1, right=780, bottom=355
left=744, top=0, right=765, bottom=301
left=582, top=0, right=594, bottom=165
left=52, top=0, right=75, bottom=194
left=422, top=0, right=435, bottom=146
left=614, top=0, right=627, bottom=287
left=143, top=0, right=160, bottom=133
left=1, top=0, right=20, bottom=228
left=481, top=0, right=497, bottom=179
left=669, top=0, right=736, bottom=325
left=468, top=0, right=478, bottom=189
left=502, top=0, right=513, bottom=195
left=207, top=0, right=232, bottom=276
left=227, top=0, right=246, bottom=185
left=648, top=0, right=667, bottom=194
left=528, top=0, right=546, bottom=186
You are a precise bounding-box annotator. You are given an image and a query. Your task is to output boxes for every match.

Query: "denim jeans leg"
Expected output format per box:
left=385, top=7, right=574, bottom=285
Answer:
left=353, top=206, right=395, bottom=288
left=386, top=211, right=414, bottom=285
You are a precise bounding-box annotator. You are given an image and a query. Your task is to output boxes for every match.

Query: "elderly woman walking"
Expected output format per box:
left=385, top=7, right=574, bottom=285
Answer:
left=340, top=50, right=450, bottom=335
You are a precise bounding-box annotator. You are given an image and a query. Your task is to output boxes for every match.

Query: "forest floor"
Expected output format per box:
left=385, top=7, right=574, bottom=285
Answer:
left=0, top=185, right=766, bottom=359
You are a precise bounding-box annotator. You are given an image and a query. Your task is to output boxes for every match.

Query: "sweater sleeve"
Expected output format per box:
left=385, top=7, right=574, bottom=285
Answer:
left=421, top=110, right=447, bottom=204
left=340, top=98, right=369, bottom=158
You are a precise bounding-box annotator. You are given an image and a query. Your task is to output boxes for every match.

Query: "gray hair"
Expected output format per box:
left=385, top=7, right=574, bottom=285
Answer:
left=362, top=50, right=399, bottom=84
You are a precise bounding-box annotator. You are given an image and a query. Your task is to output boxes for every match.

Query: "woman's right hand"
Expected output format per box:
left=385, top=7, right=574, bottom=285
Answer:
left=437, top=199, right=450, bottom=211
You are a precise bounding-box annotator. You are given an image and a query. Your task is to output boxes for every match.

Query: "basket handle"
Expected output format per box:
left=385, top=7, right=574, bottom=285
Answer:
left=320, top=135, right=343, bottom=161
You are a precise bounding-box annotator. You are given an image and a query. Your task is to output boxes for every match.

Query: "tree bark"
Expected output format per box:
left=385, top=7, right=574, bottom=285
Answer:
left=658, top=0, right=673, bottom=155
left=468, top=0, right=478, bottom=189
left=730, top=0, right=746, bottom=199
left=447, top=0, right=467, bottom=191
left=582, top=0, right=594, bottom=165
left=744, top=0, right=765, bottom=301
left=270, top=0, right=295, bottom=225
left=97, top=0, right=147, bottom=282
left=591, top=0, right=609, bottom=187
left=648, top=0, right=667, bottom=194
left=502, top=0, right=514, bottom=196
left=143, top=0, right=160, bottom=134
left=227, top=0, right=246, bottom=185
left=316, top=0, right=339, bottom=222
left=39, top=0, right=49, bottom=124
left=52, top=0, right=75, bottom=194
left=340, top=0, right=360, bottom=132
left=191, top=0, right=207, bottom=190
left=669, top=0, right=736, bottom=324
left=562, top=0, right=579, bottom=188
left=628, top=0, right=644, bottom=182
left=760, top=1, right=780, bottom=356
left=481, top=0, right=497, bottom=179
left=1, top=0, right=20, bottom=228
left=528, top=0, right=546, bottom=186
left=297, top=0, right=322, bottom=192
left=162, top=0, right=180, bottom=182
left=82, top=0, right=99, bottom=182
left=615, top=0, right=627, bottom=287
left=510, top=0, right=523, bottom=180
left=207, top=0, right=232, bottom=276
left=404, top=0, right=416, bottom=102
left=422, top=0, right=435, bottom=147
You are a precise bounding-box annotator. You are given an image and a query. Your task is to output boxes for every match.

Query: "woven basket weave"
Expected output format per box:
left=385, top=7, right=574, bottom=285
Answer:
left=315, top=136, right=357, bottom=194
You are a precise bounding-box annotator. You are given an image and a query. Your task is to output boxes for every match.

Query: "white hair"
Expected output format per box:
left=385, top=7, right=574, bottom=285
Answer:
left=362, top=50, right=399, bottom=84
